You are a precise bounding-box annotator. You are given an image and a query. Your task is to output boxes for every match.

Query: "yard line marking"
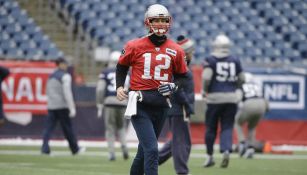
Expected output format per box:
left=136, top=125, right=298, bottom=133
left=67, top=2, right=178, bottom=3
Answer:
left=0, top=150, right=307, bottom=160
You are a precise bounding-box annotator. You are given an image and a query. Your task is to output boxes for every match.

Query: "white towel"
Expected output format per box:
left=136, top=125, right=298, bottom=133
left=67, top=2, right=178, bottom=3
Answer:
left=124, top=91, right=139, bottom=119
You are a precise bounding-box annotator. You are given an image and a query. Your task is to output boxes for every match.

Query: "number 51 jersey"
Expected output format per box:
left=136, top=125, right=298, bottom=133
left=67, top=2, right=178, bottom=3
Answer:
left=204, top=55, right=243, bottom=93
left=118, top=36, right=188, bottom=91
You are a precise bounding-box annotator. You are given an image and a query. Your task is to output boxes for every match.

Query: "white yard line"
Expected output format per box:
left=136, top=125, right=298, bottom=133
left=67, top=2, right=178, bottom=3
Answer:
left=1, top=138, right=307, bottom=151
left=0, top=150, right=307, bottom=160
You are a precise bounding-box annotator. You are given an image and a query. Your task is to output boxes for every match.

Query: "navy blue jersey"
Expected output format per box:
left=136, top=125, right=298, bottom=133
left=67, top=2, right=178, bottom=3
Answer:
left=204, top=55, right=243, bottom=93
left=242, top=82, right=262, bottom=101
left=99, top=68, right=117, bottom=97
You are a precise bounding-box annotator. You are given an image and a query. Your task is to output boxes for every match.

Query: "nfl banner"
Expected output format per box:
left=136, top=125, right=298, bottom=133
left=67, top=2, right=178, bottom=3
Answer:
left=0, top=61, right=56, bottom=114
left=250, top=72, right=307, bottom=120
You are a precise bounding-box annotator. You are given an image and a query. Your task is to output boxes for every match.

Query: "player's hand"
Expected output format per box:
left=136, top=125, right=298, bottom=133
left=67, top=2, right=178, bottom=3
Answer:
left=97, top=104, right=104, bottom=118
left=158, top=82, right=177, bottom=96
left=117, top=86, right=128, bottom=101
left=69, top=108, right=76, bottom=118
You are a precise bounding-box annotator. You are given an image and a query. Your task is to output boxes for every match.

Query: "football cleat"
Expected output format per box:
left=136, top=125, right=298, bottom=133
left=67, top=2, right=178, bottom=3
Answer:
left=220, top=151, right=230, bottom=168
left=243, top=148, right=255, bottom=159
left=203, top=156, right=215, bottom=168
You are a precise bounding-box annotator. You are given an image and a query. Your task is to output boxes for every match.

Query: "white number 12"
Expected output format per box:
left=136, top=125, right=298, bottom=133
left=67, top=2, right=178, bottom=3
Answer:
left=141, top=53, right=171, bottom=81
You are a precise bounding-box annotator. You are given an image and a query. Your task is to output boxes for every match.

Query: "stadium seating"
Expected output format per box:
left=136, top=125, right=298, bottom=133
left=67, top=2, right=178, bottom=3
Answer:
left=1, top=0, right=306, bottom=64
left=0, top=0, right=63, bottom=60
left=55, top=0, right=306, bottom=64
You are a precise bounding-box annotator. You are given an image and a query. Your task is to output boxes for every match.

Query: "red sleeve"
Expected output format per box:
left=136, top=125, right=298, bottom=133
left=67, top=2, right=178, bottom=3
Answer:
left=174, top=49, right=188, bottom=74
left=118, top=42, right=134, bottom=66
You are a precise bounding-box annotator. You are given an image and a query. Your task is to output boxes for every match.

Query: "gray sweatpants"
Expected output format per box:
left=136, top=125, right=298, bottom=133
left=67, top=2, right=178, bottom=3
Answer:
left=104, top=106, right=128, bottom=155
left=235, top=98, right=267, bottom=147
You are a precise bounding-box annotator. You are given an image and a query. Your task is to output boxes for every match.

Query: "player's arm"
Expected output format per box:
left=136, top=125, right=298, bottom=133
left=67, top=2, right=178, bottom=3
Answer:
left=116, top=63, right=129, bottom=101
left=96, top=79, right=106, bottom=118
left=159, top=49, right=188, bottom=96
left=202, top=67, right=213, bottom=94
left=62, top=74, right=76, bottom=117
left=236, top=60, right=245, bottom=88
left=173, top=72, right=188, bottom=88
left=237, top=72, right=245, bottom=88
left=158, top=70, right=188, bottom=96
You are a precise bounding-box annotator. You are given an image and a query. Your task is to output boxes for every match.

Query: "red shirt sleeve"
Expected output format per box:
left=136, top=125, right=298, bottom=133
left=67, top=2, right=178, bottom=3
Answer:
left=118, top=42, right=134, bottom=66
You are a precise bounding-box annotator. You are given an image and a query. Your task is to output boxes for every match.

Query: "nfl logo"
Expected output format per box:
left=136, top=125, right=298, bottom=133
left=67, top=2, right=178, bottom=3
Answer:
left=155, top=47, right=160, bottom=51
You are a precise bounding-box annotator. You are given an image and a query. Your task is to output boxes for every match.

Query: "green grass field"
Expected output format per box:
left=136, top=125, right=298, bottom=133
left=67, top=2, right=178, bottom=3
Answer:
left=0, top=145, right=306, bottom=175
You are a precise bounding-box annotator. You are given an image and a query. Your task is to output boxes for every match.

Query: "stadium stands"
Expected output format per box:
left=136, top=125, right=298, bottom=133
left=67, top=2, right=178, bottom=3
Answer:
left=0, top=0, right=63, bottom=60
left=53, top=0, right=306, bottom=64
left=1, top=0, right=306, bottom=64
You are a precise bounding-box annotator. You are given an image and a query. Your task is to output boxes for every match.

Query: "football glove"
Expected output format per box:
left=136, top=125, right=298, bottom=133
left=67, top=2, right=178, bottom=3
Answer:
left=158, top=82, right=178, bottom=96
left=97, top=104, right=104, bottom=118
left=69, top=107, right=76, bottom=118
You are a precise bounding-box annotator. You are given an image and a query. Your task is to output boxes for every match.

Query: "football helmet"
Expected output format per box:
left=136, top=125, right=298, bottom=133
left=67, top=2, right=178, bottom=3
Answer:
left=144, top=4, right=171, bottom=35
left=108, top=51, right=121, bottom=67
left=211, top=34, right=232, bottom=58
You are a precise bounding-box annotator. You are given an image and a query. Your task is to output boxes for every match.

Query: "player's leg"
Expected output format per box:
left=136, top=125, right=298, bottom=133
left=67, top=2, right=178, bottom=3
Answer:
left=58, top=109, right=79, bottom=154
left=116, top=107, right=129, bottom=160
left=158, top=117, right=172, bottom=165
left=130, top=104, right=168, bottom=175
left=235, top=106, right=249, bottom=157
left=105, top=107, right=116, bottom=160
left=220, top=103, right=237, bottom=168
left=130, top=144, right=144, bottom=175
left=204, top=104, right=220, bottom=167
left=158, top=140, right=172, bottom=165
left=246, top=99, right=266, bottom=146
left=172, top=115, right=191, bottom=174
left=130, top=105, right=160, bottom=175
left=244, top=99, right=266, bottom=158
left=41, top=110, right=57, bottom=154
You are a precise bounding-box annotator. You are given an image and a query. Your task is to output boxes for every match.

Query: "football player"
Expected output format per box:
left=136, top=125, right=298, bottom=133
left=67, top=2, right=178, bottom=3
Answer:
left=0, top=65, right=10, bottom=126
left=96, top=51, right=129, bottom=161
left=158, top=35, right=195, bottom=175
left=202, top=34, right=245, bottom=168
left=115, top=4, right=188, bottom=175
left=235, top=72, right=269, bottom=158
left=42, top=58, right=85, bottom=155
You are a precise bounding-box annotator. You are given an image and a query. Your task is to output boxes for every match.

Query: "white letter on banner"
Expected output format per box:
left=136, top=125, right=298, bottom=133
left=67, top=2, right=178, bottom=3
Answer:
left=36, top=78, right=47, bottom=102
left=1, top=77, right=14, bottom=101
left=264, top=84, right=276, bottom=100
left=16, top=77, right=34, bottom=102
left=287, top=85, right=297, bottom=100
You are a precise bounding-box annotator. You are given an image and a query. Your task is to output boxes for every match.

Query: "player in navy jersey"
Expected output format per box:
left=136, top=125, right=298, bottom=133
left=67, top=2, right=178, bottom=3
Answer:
left=235, top=72, right=269, bottom=159
left=158, top=35, right=195, bottom=175
left=115, top=4, right=188, bottom=175
left=202, top=34, right=245, bottom=168
left=96, top=51, right=129, bottom=161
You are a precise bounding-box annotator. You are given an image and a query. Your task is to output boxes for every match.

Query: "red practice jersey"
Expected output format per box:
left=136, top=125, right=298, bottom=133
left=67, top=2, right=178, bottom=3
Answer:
left=118, top=36, right=188, bottom=90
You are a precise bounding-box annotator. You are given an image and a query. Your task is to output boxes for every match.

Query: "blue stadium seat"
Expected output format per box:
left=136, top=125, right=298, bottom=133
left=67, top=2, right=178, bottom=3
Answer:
left=45, top=47, right=61, bottom=59
left=1, top=40, right=16, bottom=50
left=24, top=48, right=42, bottom=60
left=92, top=27, right=112, bottom=40
left=5, top=47, right=23, bottom=58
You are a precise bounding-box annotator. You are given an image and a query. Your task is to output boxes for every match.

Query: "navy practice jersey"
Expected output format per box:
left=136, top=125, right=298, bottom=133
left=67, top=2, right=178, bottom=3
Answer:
left=242, top=82, right=262, bottom=101
left=99, top=67, right=117, bottom=97
left=204, top=55, right=243, bottom=93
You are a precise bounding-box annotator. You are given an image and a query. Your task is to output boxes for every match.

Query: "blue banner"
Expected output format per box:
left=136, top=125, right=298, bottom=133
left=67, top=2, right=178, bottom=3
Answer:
left=247, top=68, right=307, bottom=120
